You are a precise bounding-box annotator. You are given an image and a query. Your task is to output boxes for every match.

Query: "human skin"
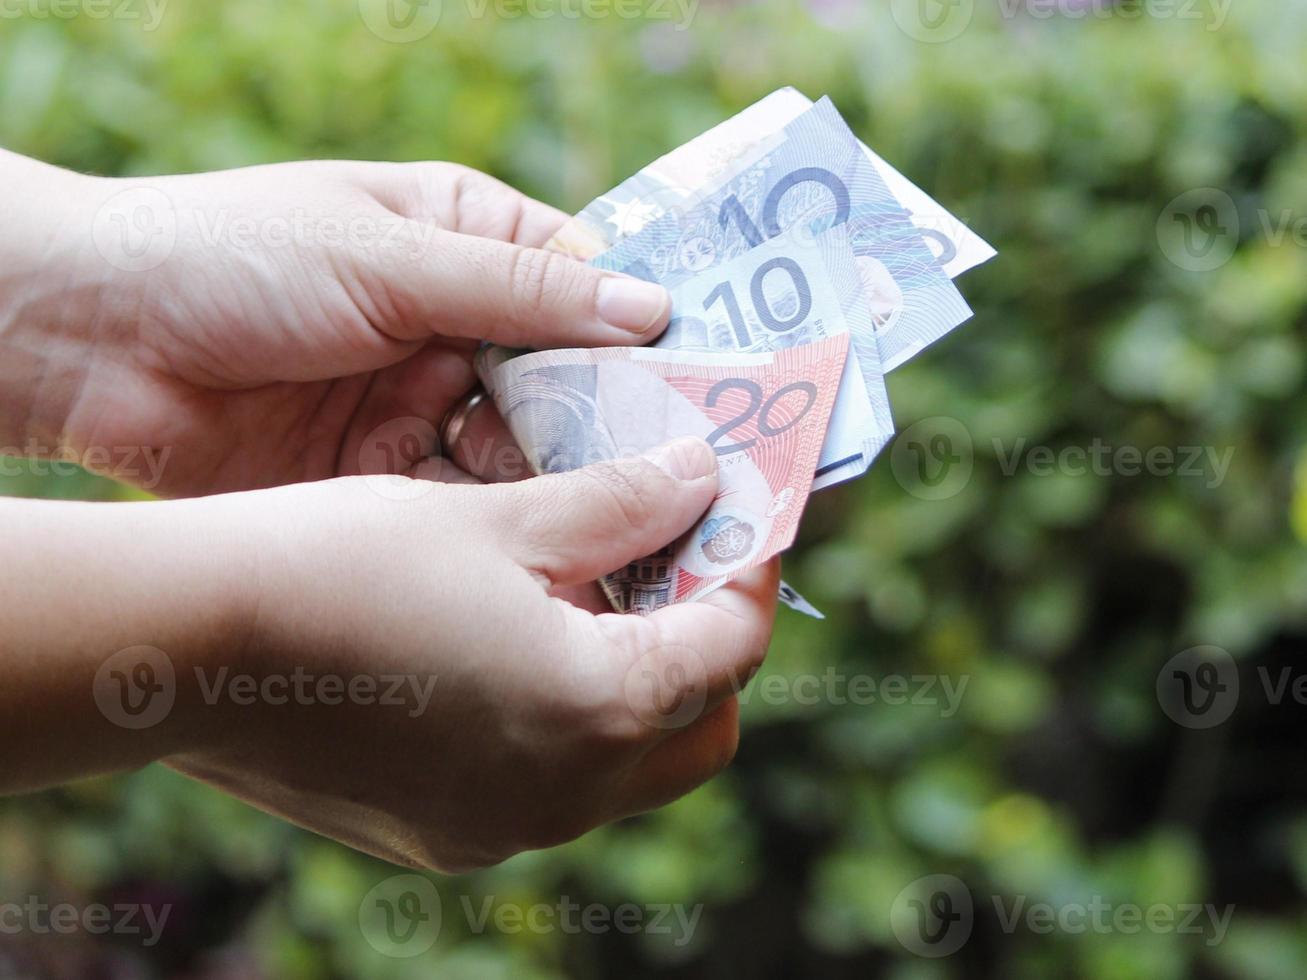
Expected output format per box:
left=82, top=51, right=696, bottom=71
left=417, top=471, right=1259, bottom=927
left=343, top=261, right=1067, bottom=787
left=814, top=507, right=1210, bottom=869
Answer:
left=0, top=151, right=779, bottom=872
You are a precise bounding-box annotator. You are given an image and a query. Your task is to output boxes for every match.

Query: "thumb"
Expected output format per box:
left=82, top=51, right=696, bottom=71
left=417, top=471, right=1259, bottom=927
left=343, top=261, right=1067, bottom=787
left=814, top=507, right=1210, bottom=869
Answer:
left=493, top=437, right=719, bottom=588
left=367, top=228, right=672, bottom=349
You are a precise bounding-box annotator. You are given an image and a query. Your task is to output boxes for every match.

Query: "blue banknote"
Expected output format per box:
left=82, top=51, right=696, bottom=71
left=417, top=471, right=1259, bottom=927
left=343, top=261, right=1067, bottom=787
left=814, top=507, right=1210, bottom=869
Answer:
left=590, top=98, right=975, bottom=380
left=658, top=223, right=894, bottom=490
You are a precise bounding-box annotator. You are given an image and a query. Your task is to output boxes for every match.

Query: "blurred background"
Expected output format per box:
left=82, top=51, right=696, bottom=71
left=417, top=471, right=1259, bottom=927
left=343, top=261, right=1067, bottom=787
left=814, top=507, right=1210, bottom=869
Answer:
left=3, top=0, right=1306, bottom=976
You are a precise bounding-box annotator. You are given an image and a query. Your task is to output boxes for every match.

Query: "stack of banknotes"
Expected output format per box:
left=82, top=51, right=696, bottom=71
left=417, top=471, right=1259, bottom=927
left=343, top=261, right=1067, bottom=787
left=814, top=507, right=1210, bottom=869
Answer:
left=475, top=88, right=995, bottom=615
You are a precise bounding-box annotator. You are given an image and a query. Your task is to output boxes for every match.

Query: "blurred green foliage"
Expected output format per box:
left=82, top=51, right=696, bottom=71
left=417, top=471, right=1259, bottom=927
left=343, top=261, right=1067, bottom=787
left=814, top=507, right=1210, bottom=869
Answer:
left=2, top=1, right=1306, bottom=977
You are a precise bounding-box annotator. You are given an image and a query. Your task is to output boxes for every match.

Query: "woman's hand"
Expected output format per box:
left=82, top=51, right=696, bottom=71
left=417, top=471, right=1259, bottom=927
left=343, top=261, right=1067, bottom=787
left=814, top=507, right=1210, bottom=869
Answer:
left=0, top=150, right=671, bottom=497
left=0, top=152, right=780, bottom=870
left=1, top=439, right=779, bottom=872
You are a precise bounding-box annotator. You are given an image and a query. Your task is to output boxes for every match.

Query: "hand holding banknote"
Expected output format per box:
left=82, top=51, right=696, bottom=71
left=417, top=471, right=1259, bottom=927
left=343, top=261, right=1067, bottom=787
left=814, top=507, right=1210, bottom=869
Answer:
left=2, top=154, right=674, bottom=499
left=472, top=88, right=994, bottom=615
left=153, top=451, right=779, bottom=872
left=0, top=90, right=992, bottom=869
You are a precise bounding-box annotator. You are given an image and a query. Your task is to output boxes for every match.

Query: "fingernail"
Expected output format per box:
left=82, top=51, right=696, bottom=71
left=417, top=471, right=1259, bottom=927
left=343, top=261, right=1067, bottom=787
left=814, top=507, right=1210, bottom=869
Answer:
left=643, top=437, right=717, bottom=482
left=597, top=276, right=670, bottom=335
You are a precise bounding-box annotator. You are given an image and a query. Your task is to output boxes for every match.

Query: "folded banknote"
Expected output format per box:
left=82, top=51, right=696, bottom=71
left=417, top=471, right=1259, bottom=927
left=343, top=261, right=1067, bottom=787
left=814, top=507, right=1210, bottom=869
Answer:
left=474, top=90, right=992, bottom=615
left=477, top=336, right=850, bottom=612
left=587, top=96, right=972, bottom=423
left=545, top=87, right=996, bottom=282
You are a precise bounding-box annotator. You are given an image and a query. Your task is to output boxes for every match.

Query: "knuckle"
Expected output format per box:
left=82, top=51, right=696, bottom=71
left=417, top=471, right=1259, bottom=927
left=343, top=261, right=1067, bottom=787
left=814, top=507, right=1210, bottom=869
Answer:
left=581, top=694, right=659, bottom=755
left=506, top=247, right=580, bottom=315
left=574, top=459, right=662, bottom=534
left=714, top=606, right=774, bottom=687
left=490, top=480, right=539, bottom=535
left=496, top=483, right=571, bottom=576
left=554, top=620, right=661, bottom=752
left=407, top=159, right=468, bottom=192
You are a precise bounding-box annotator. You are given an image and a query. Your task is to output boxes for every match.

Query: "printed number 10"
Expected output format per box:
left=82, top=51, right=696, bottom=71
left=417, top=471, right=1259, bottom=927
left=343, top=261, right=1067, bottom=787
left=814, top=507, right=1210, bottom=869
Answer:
left=702, top=256, right=813, bottom=347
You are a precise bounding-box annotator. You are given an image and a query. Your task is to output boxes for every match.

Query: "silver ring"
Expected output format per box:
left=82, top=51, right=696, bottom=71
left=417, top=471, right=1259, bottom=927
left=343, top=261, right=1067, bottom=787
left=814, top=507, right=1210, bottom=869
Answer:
left=439, top=388, right=486, bottom=454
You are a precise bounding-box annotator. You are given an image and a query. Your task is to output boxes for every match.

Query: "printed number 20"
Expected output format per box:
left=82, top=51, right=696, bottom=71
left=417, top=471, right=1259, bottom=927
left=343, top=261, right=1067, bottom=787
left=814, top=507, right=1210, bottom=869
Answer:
left=704, top=379, right=818, bottom=455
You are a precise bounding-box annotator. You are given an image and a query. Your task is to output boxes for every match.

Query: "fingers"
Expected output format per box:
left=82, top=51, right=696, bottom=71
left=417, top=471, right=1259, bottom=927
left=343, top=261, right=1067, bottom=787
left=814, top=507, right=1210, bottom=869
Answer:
left=615, top=699, right=742, bottom=817
left=617, top=558, right=781, bottom=729
left=584, top=560, right=781, bottom=817
left=492, top=437, right=719, bottom=588
left=353, top=161, right=571, bottom=248
left=445, top=398, right=533, bottom=483
left=360, top=228, right=671, bottom=350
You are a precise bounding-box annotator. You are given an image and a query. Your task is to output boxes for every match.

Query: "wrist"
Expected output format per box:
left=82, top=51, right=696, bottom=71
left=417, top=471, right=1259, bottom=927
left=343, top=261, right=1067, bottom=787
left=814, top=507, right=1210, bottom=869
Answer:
left=0, top=490, right=264, bottom=791
left=0, top=152, right=128, bottom=454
